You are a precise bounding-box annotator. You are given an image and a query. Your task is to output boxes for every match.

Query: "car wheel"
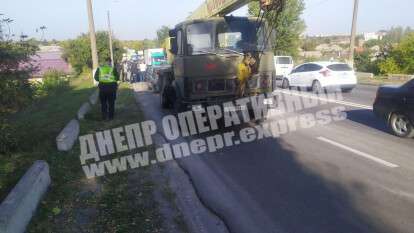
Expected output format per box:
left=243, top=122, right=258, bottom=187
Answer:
left=281, top=78, right=290, bottom=89
left=389, top=113, right=414, bottom=138
left=312, top=80, right=323, bottom=94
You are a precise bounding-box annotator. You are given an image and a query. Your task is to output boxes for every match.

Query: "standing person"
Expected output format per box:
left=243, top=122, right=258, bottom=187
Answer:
left=139, top=62, right=147, bottom=82
left=130, top=61, right=139, bottom=83
left=94, top=60, right=119, bottom=120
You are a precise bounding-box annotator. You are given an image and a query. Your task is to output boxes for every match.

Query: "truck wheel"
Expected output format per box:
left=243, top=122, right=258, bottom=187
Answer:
left=173, top=91, right=186, bottom=113
left=389, top=113, right=414, bottom=138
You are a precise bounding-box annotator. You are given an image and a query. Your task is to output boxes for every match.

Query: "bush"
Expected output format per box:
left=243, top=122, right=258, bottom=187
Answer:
left=0, top=77, right=35, bottom=114
left=378, top=58, right=402, bottom=75
left=36, top=70, right=69, bottom=96
left=0, top=119, right=19, bottom=154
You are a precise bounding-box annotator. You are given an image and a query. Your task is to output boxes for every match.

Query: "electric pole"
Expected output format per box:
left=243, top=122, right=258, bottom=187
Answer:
left=86, top=0, right=99, bottom=73
left=107, top=11, right=114, bottom=67
left=349, top=0, right=359, bottom=68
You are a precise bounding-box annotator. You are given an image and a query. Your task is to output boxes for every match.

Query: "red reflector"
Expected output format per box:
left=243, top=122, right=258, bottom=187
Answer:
left=205, top=63, right=217, bottom=71
left=320, top=69, right=331, bottom=77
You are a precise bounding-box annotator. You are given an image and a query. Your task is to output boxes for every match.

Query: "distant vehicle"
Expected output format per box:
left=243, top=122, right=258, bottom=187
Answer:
left=144, top=48, right=167, bottom=67
left=274, top=56, right=293, bottom=79
left=282, top=62, right=357, bottom=93
left=145, top=65, right=171, bottom=92
left=373, top=79, right=414, bottom=138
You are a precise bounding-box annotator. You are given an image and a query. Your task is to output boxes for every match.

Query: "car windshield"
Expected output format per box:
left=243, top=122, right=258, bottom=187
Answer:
left=187, top=20, right=269, bottom=55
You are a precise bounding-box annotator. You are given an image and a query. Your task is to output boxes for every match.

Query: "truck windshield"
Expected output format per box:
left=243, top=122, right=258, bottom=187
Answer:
left=216, top=20, right=268, bottom=53
left=187, top=22, right=214, bottom=55
left=186, top=20, right=269, bottom=55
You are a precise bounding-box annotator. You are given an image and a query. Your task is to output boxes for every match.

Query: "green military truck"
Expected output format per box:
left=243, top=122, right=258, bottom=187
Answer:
left=159, top=16, right=276, bottom=113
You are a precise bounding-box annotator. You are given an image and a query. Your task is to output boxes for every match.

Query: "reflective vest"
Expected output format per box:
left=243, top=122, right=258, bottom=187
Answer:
left=98, top=66, right=116, bottom=83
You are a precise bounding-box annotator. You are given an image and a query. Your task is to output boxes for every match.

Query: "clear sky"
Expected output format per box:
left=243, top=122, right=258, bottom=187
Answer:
left=2, top=0, right=413, bottom=40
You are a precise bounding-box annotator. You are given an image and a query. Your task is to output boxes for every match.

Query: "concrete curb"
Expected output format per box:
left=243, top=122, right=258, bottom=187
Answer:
left=0, top=161, right=51, bottom=233
left=89, top=90, right=99, bottom=105
left=77, top=102, right=91, bottom=120
left=56, top=119, right=79, bottom=151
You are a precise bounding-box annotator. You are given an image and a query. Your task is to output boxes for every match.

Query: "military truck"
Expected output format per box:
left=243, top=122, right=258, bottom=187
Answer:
left=159, top=16, right=276, bottom=113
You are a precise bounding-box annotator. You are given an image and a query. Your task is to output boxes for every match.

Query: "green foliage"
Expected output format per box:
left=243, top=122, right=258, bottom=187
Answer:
left=0, top=40, right=38, bottom=114
left=61, top=31, right=124, bottom=74
left=156, top=26, right=170, bottom=47
left=378, top=57, right=401, bottom=75
left=390, top=33, right=414, bottom=74
left=121, top=39, right=157, bottom=51
left=248, top=0, right=306, bottom=58
left=36, top=70, right=69, bottom=96
left=354, top=51, right=380, bottom=74
left=0, top=119, right=18, bottom=154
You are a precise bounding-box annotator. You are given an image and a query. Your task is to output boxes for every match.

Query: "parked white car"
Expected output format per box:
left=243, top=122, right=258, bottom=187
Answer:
left=274, top=56, right=294, bottom=79
left=281, top=61, right=357, bottom=93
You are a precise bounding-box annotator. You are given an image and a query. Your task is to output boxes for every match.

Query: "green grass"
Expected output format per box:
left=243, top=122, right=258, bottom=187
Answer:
left=357, top=75, right=412, bottom=86
left=25, top=82, right=168, bottom=233
left=0, top=73, right=95, bottom=201
left=1, top=79, right=184, bottom=233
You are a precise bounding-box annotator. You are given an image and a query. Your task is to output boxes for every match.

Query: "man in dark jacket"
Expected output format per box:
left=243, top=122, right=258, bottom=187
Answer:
left=94, top=61, right=119, bottom=120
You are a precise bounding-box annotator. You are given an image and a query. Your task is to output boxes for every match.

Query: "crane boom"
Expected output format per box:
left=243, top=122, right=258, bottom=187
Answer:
left=188, top=0, right=250, bottom=20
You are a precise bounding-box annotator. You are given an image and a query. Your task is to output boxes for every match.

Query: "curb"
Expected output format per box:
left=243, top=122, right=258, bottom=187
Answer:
left=0, top=161, right=51, bottom=233
left=56, top=119, right=79, bottom=152
left=56, top=89, right=98, bottom=151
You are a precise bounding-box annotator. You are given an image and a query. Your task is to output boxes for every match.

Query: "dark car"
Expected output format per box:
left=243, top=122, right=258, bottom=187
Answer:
left=373, top=78, right=414, bottom=138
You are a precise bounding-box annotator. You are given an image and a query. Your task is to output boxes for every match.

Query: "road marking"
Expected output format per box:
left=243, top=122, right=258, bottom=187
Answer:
left=317, top=136, right=399, bottom=168
left=275, top=90, right=373, bottom=110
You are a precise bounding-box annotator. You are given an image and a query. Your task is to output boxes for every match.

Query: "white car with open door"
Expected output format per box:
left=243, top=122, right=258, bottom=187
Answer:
left=281, top=62, right=357, bottom=93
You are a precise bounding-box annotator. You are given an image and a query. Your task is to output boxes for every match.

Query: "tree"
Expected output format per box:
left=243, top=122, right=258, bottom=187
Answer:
left=390, top=32, right=414, bottom=74
left=62, top=31, right=124, bottom=73
left=156, top=26, right=170, bottom=47
left=0, top=39, right=38, bottom=114
left=248, top=0, right=306, bottom=58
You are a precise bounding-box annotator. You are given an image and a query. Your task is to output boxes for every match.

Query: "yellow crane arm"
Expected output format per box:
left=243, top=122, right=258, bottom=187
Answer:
left=188, top=0, right=250, bottom=20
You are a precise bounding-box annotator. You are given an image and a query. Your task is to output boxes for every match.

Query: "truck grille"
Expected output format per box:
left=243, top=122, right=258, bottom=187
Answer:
left=208, top=80, right=225, bottom=91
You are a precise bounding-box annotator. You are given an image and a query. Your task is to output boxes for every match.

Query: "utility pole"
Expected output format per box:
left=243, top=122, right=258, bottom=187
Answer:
left=86, top=0, right=99, bottom=75
left=107, top=11, right=114, bottom=67
left=349, top=0, right=359, bottom=68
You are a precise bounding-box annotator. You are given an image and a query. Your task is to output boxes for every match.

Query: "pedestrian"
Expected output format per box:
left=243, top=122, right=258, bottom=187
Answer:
left=139, top=62, right=147, bottom=82
left=94, top=59, right=119, bottom=120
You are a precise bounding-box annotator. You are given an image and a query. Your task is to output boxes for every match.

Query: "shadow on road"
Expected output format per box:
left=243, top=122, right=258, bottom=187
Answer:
left=345, top=109, right=389, bottom=134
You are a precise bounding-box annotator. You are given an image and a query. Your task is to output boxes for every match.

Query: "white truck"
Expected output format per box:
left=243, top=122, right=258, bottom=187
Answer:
left=274, top=55, right=294, bottom=79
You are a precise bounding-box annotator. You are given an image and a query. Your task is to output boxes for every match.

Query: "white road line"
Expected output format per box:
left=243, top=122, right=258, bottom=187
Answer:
left=275, top=90, right=373, bottom=110
left=317, top=136, right=399, bottom=168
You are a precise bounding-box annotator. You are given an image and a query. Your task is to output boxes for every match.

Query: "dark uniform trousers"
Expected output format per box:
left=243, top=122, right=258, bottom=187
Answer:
left=99, top=82, right=118, bottom=119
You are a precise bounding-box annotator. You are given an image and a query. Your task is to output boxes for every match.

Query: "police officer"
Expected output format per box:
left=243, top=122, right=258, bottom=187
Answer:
left=94, top=60, right=119, bottom=120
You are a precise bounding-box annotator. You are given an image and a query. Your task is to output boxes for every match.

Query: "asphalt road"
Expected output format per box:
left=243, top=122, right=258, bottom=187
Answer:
left=134, top=84, right=414, bottom=233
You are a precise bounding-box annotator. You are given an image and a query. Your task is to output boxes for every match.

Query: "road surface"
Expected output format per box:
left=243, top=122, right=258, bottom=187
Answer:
left=134, top=84, right=414, bottom=233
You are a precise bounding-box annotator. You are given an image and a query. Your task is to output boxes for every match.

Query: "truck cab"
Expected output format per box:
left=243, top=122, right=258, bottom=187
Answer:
left=160, top=16, right=275, bottom=112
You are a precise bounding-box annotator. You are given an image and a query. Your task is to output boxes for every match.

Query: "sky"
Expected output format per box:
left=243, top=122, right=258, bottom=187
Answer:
left=2, top=0, right=414, bottom=41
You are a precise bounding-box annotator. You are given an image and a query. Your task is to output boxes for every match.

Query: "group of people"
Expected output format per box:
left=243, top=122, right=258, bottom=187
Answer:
left=120, top=60, right=147, bottom=83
